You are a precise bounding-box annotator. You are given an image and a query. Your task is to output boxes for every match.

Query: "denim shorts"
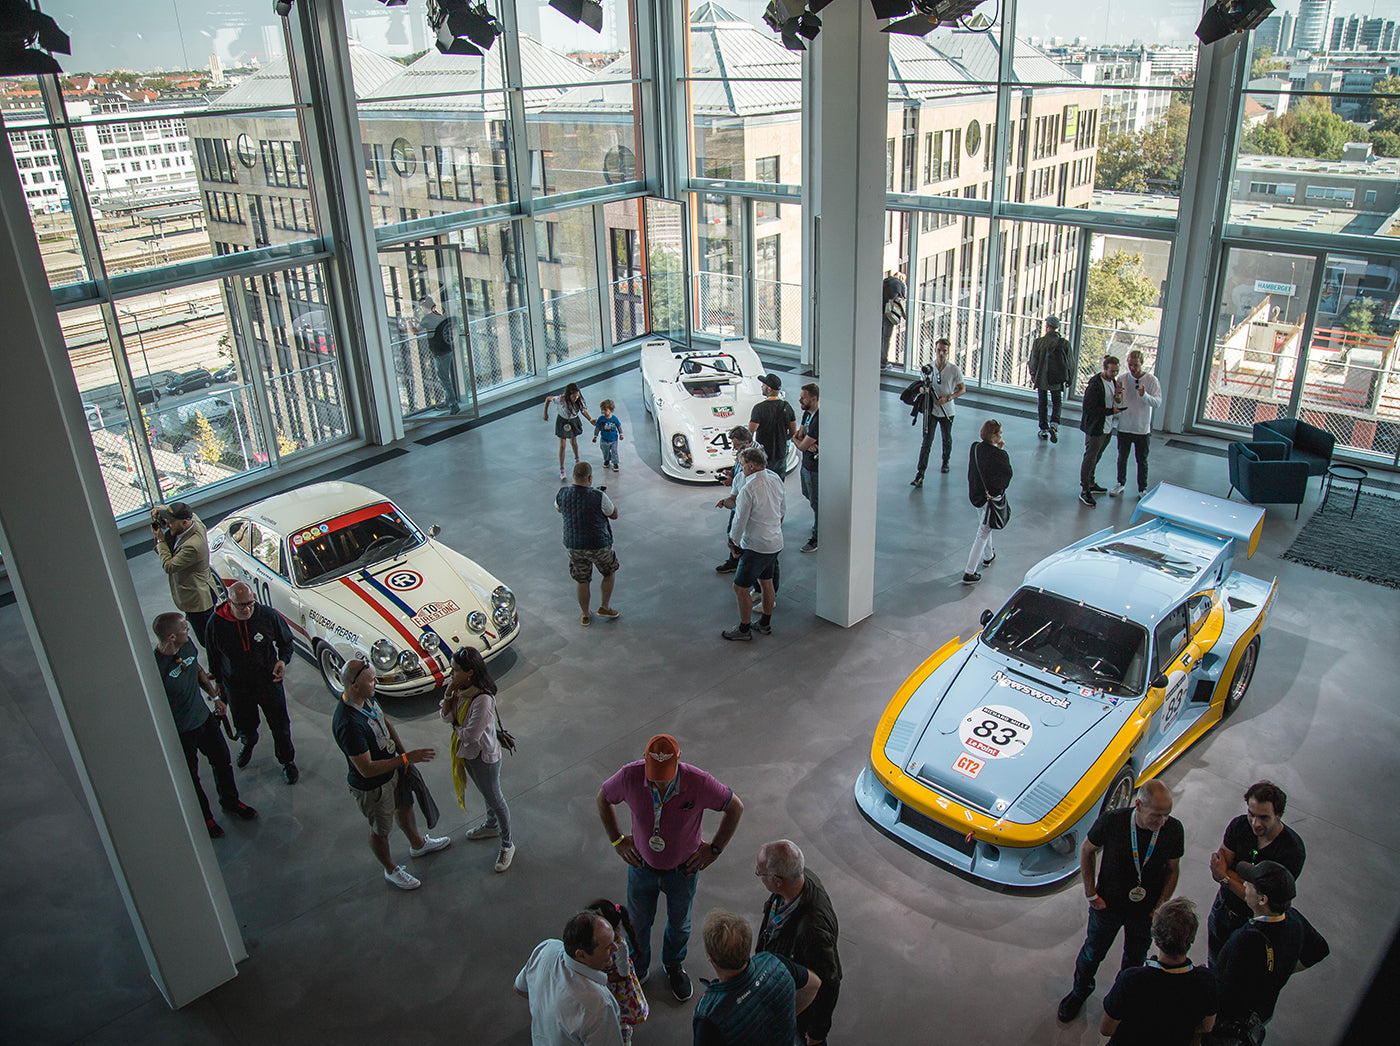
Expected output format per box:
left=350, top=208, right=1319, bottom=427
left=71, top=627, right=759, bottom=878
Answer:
left=733, top=549, right=779, bottom=588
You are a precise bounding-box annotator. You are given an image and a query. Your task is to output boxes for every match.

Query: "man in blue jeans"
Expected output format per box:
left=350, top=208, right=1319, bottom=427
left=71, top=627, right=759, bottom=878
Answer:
left=1058, top=779, right=1183, bottom=1024
left=596, top=734, right=745, bottom=1002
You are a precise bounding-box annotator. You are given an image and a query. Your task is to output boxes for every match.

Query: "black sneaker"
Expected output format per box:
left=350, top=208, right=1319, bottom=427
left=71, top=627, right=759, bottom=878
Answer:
left=721, top=625, right=753, bottom=642
left=236, top=743, right=254, bottom=769
left=940, top=463, right=950, bottom=473
left=800, top=538, right=817, bottom=553
left=961, top=572, right=981, bottom=585
left=1038, top=430, right=1049, bottom=440
left=1079, top=492, right=1096, bottom=507
left=1049, top=427, right=1058, bottom=443
left=206, top=818, right=225, bottom=839
left=753, top=621, right=772, bottom=635
left=282, top=762, right=300, bottom=785
left=665, top=965, right=693, bottom=1002
left=715, top=559, right=738, bottom=574
left=1057, top=991, right=1087, bottom=1023
left=910, top=475, right=923, bottom=488
left=981, top=550, right=996, bottom=566
left=221, top=800, right=259, bottom=821
left=1089, top=484, right=1107, bottom=494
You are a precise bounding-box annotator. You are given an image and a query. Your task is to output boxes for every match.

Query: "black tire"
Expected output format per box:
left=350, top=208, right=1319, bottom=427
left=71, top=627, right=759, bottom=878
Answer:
left=1222, top=636, right=1260, bottom=719
left=202, top=379, right=211, bottom=389
left=317, top=642, right=346, bottom=695
left=1100, top=764, right=1137, bottom=817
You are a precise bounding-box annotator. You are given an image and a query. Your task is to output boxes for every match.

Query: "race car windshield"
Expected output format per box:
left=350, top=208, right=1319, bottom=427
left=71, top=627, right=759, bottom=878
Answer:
left=981, top=588, right=1149, bottom=695
left=290, top=503, right=424, bottom=585
left=677, top=354, right=739, bottom=380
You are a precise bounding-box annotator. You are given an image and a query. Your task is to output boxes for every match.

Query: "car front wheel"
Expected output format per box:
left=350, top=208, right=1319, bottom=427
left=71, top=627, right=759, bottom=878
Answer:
left=1222, top=637, right=1259, bottom=719
left=1100, top=764, right=1137, bottom=817
left=318, top=642, right=346, bottom=695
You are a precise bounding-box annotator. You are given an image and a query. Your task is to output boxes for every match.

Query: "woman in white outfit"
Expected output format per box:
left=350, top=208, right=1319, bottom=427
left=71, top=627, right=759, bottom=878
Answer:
left=439, top=646, right=515, bottom=872
left=963, top=419, right=1012, bottom=585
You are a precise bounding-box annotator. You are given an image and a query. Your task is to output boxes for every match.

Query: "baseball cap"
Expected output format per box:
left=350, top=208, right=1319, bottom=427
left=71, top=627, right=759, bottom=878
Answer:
left=759, top=373, right=782, bottom=391
left=1045, top=316, right=1060, bottom=329
left=644, top=734, right=680, bottom=783
left=165, top=501, right=194, bottom=520
left=1235, top=860, right=1297, bottom=905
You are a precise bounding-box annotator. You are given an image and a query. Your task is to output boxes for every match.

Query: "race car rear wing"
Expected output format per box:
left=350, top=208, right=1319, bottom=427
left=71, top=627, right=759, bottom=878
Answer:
left=1130, top=482, right=1265, bottom=559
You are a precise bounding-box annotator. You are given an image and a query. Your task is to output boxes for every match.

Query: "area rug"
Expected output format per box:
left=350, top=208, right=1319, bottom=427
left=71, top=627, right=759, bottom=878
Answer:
left=1281, top=491, right=1400, bottom=589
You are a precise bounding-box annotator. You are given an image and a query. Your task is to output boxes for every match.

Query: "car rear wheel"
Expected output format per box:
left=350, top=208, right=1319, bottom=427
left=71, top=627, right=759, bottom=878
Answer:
left=1100, top=765, right=1137, bottom=817
left=318, top=642, right=346, bottom=695
left=1222, top=637, right=1259, bottom=719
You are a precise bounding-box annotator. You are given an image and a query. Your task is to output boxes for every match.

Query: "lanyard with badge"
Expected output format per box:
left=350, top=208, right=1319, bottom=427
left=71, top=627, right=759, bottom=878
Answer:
left=1145, top=958, right=1193, bottom=973
left=364, top=699, right=395, bottom=754
left=648, top=779, right=677, bottom=853
left=1128, top=817, right=1159, bottom=903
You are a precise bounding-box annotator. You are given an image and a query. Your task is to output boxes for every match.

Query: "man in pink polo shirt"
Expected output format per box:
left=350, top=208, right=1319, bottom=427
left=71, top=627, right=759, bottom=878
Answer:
left=596, top=734, right=745, bottom=1003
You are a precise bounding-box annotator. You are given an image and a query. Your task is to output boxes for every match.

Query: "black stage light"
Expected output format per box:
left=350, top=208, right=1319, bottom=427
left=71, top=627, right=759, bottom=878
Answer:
left=796, top=13, right=822, bottom=39
left=763, top=2, right=823, bottom=49
left=0, top=0, right=71, bottom=74
left=274, top=0, right=293, bottom=16
left=871, top=0, right=915, bottom=17
left=808, top=0, right=838, bottom=11
left=1195, top=0, right=1274, bottom=46
left=549, top=0, right=604, bottom=34
left=883, top=0, right=988, bottom=37
left=428, top=0, right=502, bottom=55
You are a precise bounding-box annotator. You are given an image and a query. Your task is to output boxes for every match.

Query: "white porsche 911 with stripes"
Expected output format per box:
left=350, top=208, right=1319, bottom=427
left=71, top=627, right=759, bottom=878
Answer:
left=207, top=482, right=518, bottom=696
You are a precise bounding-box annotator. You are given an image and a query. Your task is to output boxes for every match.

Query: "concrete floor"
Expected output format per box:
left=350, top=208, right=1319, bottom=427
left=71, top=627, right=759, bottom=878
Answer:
left=4, top=369, right=1397, bottom=1045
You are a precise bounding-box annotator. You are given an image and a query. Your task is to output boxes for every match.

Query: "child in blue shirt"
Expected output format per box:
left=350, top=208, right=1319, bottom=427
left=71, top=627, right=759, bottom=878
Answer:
left=592, top=399, right=623, bottom=472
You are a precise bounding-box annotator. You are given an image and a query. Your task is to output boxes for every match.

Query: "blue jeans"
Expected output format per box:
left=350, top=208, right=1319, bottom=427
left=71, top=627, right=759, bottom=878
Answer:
left=1071, top=906, right=1152, bottom=998
left=800, top=466, right=818, bottom=541
left=626, top=862, right=699, bottom=975
left=601, top=439, right=619, bottom=468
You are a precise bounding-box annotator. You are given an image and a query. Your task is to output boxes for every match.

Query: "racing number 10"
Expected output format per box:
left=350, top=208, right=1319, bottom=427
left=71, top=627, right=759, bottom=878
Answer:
left=973, top=720, right=1019, bottom=747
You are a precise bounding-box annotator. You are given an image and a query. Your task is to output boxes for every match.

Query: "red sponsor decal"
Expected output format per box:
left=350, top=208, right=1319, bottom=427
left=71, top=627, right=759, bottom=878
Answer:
left=952, top=752, right=985, bottom=779
left=411, top=600, right=459, bottom=627
left=964, top=738, right=1000, bottom=757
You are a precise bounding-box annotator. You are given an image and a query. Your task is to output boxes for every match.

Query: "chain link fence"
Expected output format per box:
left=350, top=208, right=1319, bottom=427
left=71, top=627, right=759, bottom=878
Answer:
left=753, top=278, right=801, bottom=346
left=695, top=271, right=743, bottom=337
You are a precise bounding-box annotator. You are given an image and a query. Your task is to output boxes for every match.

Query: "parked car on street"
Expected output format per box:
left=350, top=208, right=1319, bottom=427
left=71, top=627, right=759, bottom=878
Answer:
left=166, top=368, right=215, bottom=395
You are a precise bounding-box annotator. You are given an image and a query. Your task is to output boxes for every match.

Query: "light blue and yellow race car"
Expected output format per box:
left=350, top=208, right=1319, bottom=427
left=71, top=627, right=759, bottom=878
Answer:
left=855, top=484, right=1277, bottom=887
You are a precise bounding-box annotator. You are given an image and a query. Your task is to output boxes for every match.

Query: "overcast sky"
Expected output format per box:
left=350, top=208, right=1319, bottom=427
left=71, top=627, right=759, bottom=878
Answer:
left=34, top=1, right=1400, bottom=74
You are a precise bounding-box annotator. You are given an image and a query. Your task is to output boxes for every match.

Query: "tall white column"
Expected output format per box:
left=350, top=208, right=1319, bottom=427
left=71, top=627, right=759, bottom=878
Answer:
left=809, top=4, right=888, bottom=626
left=0, top=136, right=244, bottom=1007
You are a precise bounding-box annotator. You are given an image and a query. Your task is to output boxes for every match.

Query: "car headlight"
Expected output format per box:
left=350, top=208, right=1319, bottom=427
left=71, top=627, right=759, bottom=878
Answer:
left=492, top=604, right=513, bottom=629
left=1049, top=832, right=1077, bottom=856
left=420, top=631, right=441, bottom=651
left=491, top=585, right=515, bottom=615
left=370, top=638, right=398, bottom=671
left=466, top=610, right=487, bottom=634
left=398, top=649, right=421, bottom=671
left=671, top=433, right=693, bottom=468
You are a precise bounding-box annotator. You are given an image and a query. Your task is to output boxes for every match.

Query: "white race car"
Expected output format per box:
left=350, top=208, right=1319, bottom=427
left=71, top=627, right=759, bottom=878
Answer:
left=207, top=481, right=518, bottom=697
left=640, top=336, right=800, bottom=482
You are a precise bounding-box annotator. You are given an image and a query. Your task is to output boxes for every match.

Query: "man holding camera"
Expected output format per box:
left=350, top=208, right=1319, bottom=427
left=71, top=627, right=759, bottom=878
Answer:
left=904, top=338, right=965, bottom=488
left=151, top=502, right=218, bottom=651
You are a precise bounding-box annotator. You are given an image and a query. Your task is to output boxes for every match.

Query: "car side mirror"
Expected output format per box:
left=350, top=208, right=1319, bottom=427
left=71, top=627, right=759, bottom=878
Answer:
left=1150, top=672, right=1168, bottom=690
left=980, top=609, right=993, bottom=626
left=427, top=525, right=440, bottom=538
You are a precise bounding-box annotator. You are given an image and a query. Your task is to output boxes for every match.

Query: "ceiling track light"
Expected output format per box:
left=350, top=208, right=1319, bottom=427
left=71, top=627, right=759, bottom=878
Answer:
left=1195, top=0, right=1275, bottom=46
left=428, top=0, right=502, bottom=55
left=273, top=0, right=293, bottom=17
left=0, top=0, right=72, bottom=75
left=764, top=2, right=823, bottom=49
left=548, top=0, right=604, bottom=34
left=880, top=0, right=989, bottom=37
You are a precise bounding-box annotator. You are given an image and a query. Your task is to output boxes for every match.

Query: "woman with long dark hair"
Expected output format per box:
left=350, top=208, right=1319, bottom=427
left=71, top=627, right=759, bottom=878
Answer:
left=439, top=646, right=514, bottom=872
left=543, top=382, right=594, bottom=481
left=963, top=418, right=1013, bottom=586
left=585, top=898, right=648, bottom=1043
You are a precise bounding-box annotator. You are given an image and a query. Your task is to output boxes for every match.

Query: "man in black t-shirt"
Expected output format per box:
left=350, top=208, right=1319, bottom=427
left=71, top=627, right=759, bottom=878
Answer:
left=1101, top=898, right=1217, bottom=1045
left=1206, top=780, right=1306, bottom=965
left=1059, top=779, right=1184, bottom=1024
left=1215, top=861, right=1329, bottom=1025
left=332, top=657, right=446, bottom=890
left=794, top=384, right=820, bottom=553
left=748, top=373, right=797, bottom=476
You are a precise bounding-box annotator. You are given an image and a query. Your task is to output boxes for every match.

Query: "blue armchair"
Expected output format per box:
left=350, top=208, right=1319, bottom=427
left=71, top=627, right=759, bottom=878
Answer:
left=1252, top=418, right=1336, bottom=483
left=1228, top=441, right=1310, bottom=518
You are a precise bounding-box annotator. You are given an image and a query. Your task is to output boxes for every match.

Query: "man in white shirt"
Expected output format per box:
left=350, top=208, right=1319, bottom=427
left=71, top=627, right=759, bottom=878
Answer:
left=723, top=447, right=785, bottom=642
left=1110, top=349, right=1163, bottom=499
left=515, top=911, right=625, bottom=1046
left=910, top=338, right=966, bottom=486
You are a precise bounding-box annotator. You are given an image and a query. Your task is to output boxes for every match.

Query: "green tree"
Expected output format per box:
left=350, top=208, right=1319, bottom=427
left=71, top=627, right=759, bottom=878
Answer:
left=1339, top=299, right=1376, bottom=337
left=647, top=245, right=685, bottom=336
left=1243, top=99, right=1368, bottom=160
left=193, top=412, right=226, bottom=466
left=1250, top=46, right=1287, bottom=81
left=1095, top=128, right=1150, bottom=193
left=1365, top=75, right=1400, bottom=129
left=1370, top=130, right=1400, bottom=157
left=1092, top=100, right=1191, bottom=194
left=1082, top=252, right=1159, bottom=361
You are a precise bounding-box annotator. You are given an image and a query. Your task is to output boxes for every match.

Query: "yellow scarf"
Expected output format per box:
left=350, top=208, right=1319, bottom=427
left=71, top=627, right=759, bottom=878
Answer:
left=447, top=686, right=483, bottom=810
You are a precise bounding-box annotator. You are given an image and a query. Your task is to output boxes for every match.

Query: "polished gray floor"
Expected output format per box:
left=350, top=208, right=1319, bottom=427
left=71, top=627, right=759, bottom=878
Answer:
left=4, top=371, right=1397, bottom=1045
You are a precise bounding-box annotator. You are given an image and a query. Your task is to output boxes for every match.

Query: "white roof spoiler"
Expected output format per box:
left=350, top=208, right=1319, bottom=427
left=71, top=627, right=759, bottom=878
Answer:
left=1130, top=483, right=1266, bottom=559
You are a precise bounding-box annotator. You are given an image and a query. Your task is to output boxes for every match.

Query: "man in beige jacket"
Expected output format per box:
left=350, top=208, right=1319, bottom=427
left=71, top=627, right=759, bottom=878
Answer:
left=152, top=501, right=218, bottom=649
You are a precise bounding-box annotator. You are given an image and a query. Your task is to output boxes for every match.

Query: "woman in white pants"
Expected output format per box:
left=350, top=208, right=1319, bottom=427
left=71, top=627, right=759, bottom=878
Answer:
left=963, top=419, right=1012, bottom=585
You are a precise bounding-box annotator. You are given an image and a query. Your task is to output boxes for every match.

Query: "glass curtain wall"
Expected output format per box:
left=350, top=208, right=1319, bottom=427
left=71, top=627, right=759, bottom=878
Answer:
left=5, top=1, right=349, bottom=523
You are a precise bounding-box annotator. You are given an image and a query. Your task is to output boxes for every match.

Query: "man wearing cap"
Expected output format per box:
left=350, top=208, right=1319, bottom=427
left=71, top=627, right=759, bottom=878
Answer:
left=1206, top=780, right=1307, bottom=965
left=749, top=373, right=797, bottom=476
left=151, top=501, right=219, bottom=650
left=332, top=657, right=448, bottom=890
left=1058, top=779, right=1184, bottom=1024
left=1028, top=316, right=1071, bottom=442
left=204, top=580, right=299, bottom=783
left=1214, top=861, right=1329, bottom=1029
left=596, top=735, right=745, bottom=1002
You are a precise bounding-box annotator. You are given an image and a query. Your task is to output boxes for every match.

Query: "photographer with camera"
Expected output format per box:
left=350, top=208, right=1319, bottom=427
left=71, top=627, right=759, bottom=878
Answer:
left=151, top=501, right=218, bottom=651
left=901, top=339, right=965, bottom=488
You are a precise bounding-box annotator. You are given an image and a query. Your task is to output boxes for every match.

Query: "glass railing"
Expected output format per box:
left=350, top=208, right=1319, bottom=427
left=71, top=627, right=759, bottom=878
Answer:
left=263, top=361, right=347, bottom=455
left=908, top=300, right=985, bottom=380
left=695, top=271, right=743, bottom=338
left=753, top=278, right=801, bottom=347
left=542, top=285, right=605, bottom=368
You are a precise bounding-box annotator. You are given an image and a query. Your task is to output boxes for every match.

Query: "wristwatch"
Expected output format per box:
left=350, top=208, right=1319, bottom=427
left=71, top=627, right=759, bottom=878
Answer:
left=709, top=843, right=723, bottom=857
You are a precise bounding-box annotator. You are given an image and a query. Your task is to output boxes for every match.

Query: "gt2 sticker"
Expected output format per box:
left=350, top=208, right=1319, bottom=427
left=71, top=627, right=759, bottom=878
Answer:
left=952, top=752, right=985, bottom=779
left=960, top=704, right=1032, bottom=759
left=384, top=569, right=423, bottom=591
left=308, top=608, right=359, bottom=645
left=991, top=670, right=1070, bottom=709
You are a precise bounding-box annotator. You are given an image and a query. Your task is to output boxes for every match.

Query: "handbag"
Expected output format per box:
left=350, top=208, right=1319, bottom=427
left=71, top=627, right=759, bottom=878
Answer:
left=494, top=708, right=517, bottom=755
left=1204, top=1013, right=1266, bottom=1046
left=973, top=444, right=1012, bottom=530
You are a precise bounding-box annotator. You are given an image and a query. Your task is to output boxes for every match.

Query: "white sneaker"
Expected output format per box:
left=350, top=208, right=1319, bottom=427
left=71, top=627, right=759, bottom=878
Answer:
left=410, top=835, right=451, bottom=858
left=1109, top=483, right=1124, bottom=498
left=495, top=843, right=516, bottom=873
left=384, top=865, right=421, bottom=890
left=464, top=823, right=500, bottom=841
